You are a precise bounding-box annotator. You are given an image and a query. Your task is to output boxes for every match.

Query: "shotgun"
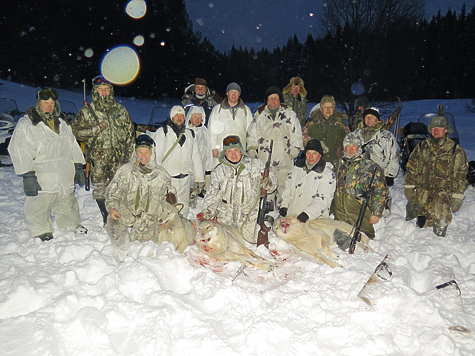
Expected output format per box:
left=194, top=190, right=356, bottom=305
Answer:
left=256, top=140, right=274, bottom=248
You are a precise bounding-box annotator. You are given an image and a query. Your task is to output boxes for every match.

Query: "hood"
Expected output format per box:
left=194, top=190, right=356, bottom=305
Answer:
left=185, top=105, right=207, bottom=127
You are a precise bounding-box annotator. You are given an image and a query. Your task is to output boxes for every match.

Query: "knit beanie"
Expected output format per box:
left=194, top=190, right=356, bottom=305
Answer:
left=363, top=107, right=381, bottom=121
left=320, top=95, right=336, bottom=107
left=304, top=139, right=324, bottom=156
left=170, top=105, right=186, bottom=119
left=264, top=86, right=284, bottom=104
left=226, top=82, right=241, bottom=95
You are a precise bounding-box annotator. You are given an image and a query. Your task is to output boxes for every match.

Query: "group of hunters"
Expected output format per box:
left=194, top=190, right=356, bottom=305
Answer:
left=8, top=75, right=468, bottom=247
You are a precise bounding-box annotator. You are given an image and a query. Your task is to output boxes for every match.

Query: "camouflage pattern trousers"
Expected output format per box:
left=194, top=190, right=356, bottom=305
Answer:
left=412, top=188, right=453, bottom=227
left=91, top=159, right=123, bottom=200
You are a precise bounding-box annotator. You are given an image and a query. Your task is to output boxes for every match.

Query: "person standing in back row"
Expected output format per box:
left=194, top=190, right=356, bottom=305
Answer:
left=9, top=88, right=87, bottom=241
left=73, top=76, right=135, bottom=226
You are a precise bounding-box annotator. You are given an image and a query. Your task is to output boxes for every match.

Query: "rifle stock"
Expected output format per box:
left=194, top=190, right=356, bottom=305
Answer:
left=85, top=162, right=91, bottom=191
left=256, top=140, right=274, bottom=248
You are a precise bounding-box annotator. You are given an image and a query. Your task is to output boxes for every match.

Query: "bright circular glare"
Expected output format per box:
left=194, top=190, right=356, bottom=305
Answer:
left=133, top=35, right=145, bottom=46
left=126, top=0, right=147, bottom=19
left=101, top=46, right=140, bottom=85
left=84, top=48, right=94, bottom=58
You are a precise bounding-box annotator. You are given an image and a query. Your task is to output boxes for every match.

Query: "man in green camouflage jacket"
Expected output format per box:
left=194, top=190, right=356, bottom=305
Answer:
left=333, top=132, right=389, bottom=239
left=282, top=77, right=308, bottom=127
left=404, top=115, right=468, bottom=237
left=302, top=95, right=350, bottom=165
left=72, top=76, right=135, bottom=225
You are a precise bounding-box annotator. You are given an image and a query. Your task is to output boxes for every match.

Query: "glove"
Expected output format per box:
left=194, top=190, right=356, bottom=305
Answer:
left=297, top=212, right=309, bottom=223
left=450, top=195, right=463, bottom=213
left=290, top=147, right=301, bottom=159
left=279, top=207, right=288, bottom=217
left=404, top=187, right=417, bottom=205
left=165, top=191, right=177, bottom=205
left=385, top=176, right=394, bottom=187
left=22, top=171, right=42, bottom=196
left=74, top=163, right=86, bottom=187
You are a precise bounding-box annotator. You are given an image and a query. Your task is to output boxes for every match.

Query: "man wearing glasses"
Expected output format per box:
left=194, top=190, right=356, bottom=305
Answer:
left=9, top=89, right=87, bottom=241
left=73, top=76, right=135, bottom=226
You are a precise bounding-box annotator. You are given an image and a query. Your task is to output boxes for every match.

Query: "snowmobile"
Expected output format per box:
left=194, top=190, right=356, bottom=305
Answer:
left=0, top=98, right=23, bottom=156
left=399, top=106, right=459, bottom=172
left=58, top=99, right=78, bottom=125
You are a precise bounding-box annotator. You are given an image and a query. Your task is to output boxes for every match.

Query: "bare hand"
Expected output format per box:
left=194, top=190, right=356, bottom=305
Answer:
left=212, top=149, right=219, bottom=158
left=369, top=215, right=379, bottom=224
left=110, top=208, right=121, bottom=220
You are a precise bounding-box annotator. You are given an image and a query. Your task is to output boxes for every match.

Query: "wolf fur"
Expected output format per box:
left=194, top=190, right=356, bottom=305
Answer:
left=155, top=202, right=195, bottom=253
left=273, top=216, right=372, bottom=268
left=195, top=219, right=276, bottom=271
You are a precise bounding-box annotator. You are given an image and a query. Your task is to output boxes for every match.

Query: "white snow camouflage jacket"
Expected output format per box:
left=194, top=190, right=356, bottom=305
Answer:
left=247, top=105, right=303, bottom=171
left=185, top=106, right=214, bottom=172
left=354, top=124, right=400, bottom=178
left=203, top=156, right=277, bottom=236
left=9, top=111, right=85, bottom=195
left=281, top=160, right=336, bottom=220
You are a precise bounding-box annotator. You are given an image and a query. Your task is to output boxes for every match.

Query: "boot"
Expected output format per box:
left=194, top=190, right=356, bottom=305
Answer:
left=416, top=216, right=426, bottom=228
left=36, top=232, right=53, bottom=241
left=433, top=225, right=448, bottom=237
left=96, top=199, right=108, bottom=226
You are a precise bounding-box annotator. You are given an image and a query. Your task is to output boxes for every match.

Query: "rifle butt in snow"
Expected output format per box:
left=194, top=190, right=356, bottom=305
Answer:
left=357, top=253, right=392, bottom=307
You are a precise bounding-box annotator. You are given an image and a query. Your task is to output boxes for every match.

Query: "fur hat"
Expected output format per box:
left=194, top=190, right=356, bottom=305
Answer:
left=363, top=107, right=381, bottom=121
left=194, top=78, right=207, bottom=87
left=282, top=77, right=307, bottom=97
left=304, top=139, right=323, bottom=156
left=170, top=105, right=185, bottom=119
left=320, top=95, right=336, bottom=108
left=428, top=115, right=453, bottom=134
left=343, top=131, right=363, bottom=148
left=264, top=86, right=284, bottom=104
left=226, top=82, right=241, bottom=95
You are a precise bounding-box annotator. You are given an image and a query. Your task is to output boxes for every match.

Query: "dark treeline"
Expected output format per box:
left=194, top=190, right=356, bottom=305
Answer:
left=1, top=1, right=474, bottom=109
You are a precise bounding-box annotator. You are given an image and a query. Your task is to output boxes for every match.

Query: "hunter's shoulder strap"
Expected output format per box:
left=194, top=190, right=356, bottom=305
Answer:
left=162, top=132, right=183, bottom=163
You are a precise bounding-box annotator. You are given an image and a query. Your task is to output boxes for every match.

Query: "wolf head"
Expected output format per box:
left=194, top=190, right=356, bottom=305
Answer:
left=195, top=219, right=229, bottom=254
left=157, top=202, right=184, bottom=225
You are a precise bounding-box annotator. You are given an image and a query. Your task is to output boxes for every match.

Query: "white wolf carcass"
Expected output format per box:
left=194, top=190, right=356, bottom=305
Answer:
left=273, top=216, right=372, bottom=268
left=155, top=202, right=195, bottom=253
left=195, top=219, right=276, bottom=271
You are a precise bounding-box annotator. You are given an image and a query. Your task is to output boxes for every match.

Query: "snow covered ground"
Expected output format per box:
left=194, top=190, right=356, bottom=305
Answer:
left=1, top=79, right=475, bottom=356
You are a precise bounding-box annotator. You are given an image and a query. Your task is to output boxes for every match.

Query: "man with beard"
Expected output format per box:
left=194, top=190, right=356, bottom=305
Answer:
left=73, top=76, right=135, bottom=225
left=9, top=89, right=87, bottom=241
left=404, top=115, right=468, bottom=237
left=151, top=106, right=204, bottom=217
left=181, top=77, right=220, bottom=120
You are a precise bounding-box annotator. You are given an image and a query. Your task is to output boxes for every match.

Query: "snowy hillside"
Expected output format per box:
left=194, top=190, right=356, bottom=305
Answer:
left=1, top=79, right=475, bottom=356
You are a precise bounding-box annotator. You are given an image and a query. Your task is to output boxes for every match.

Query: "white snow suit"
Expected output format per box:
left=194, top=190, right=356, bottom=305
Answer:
left=9, top=108, right=85, bottom=237
left=152, top=119, right=204, bottom=217
left=202, top=156, right=277, bottom=243
left=281, top=159, right=336, bottom=220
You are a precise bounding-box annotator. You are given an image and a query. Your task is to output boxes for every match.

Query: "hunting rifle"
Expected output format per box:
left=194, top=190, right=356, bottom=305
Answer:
left=385, top=97, right=402, bottom=141
left=349, top=167, right=377, bottom=254
left=256, top=140, right=274, bottom=248
left=82, top=79, right=91, bottom=191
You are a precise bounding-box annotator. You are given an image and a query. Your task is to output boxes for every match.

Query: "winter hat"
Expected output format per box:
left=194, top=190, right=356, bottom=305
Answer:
left=218, top=135, right=250, bottom=162
left=185, top=105, right=206, bottom=127
left=194, top=78, right=207, bottom=87
left=282, top=77, right=307, bottom=97
left=135, top=134, right=155, bottom=151
left=226, top=82, right=241, bottom=95
left=35, top=88, right=61, bottom=117
left=304, top=139, right=324, bottom=156
left=264, top=86, right=284, bottom=104
left=343, top=132, right=364, bottom=158
left=428, top=115, right=453, bottom=134
left=320, top=95, right=336, bottom=107
left=170, top=105, right=186, bottom=119
left=363, top=107, right=381, bottom=121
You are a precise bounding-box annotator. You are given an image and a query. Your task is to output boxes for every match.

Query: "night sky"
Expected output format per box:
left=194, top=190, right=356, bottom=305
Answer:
left=185, top=0, right=471, bottom=52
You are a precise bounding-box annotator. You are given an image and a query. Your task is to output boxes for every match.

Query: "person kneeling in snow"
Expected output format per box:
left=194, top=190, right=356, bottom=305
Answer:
left=197, top=135, right=277, bottom=243
left=404, top=115, right=468, bottom=237
left=105, top=135, right=176, bottom=248
left=8, top=88, right=87, bottom=241
left=333, top=132, right=388, bottom=239
left=279, top=139, right=336, bottom=223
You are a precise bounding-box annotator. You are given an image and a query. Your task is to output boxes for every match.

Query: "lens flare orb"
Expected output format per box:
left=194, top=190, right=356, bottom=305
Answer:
left=126, top=0, right=147, bottom=19
left=101, top=46, right=140, bottom=85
